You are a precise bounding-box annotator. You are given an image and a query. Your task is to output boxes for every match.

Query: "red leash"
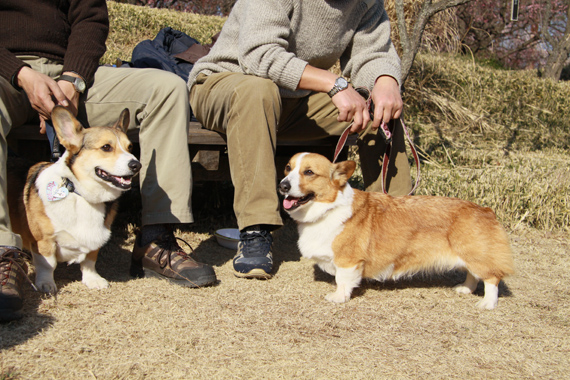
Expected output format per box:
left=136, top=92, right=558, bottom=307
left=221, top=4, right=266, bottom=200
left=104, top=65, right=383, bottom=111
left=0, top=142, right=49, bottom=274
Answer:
left=332, top=118, right=420, bottom=196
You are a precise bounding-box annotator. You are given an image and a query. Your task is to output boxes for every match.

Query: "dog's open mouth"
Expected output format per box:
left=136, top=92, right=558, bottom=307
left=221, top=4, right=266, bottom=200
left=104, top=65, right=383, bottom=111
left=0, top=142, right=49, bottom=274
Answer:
left=283, top=193, right=314, bottom=211
left=95, top=168, right=134, bottom=190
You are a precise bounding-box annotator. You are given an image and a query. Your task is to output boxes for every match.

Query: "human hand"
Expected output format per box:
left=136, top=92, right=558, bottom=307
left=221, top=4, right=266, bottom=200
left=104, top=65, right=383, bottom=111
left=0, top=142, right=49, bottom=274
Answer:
left=331, top=86, right=371, bottom=133
left=17, top=67, right=70, bottom=123
left=370, top=76, right=403, bottom=129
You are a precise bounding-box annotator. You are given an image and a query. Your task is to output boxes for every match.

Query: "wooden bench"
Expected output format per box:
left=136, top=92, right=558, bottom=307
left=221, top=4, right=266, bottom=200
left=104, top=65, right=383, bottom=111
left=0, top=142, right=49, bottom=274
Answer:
left=7, top=121, right=353, bottom=181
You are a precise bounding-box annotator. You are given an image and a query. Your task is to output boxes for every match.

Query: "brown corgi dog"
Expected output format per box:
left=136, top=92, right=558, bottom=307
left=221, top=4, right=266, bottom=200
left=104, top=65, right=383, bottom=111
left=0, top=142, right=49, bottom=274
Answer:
left=279, top=153, right=514, bottom=309
left=8, top=106, right=141, bottom=293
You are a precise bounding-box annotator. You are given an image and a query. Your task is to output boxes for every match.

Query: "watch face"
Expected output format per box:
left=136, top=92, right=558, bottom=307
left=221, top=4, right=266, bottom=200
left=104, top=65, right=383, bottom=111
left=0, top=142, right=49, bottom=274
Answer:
left=76, top=79, right=86, bottom=92
left=337, top=77, right=348, bottom=88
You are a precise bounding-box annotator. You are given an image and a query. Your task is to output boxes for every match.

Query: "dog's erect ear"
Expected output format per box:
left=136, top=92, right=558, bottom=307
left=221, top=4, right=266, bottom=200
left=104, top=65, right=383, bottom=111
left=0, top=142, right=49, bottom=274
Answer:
left=332, top=160, right=356, bottom=187
left=111, top=108, right=130, bottom=133
left=51, top=106, right=84, bottom=153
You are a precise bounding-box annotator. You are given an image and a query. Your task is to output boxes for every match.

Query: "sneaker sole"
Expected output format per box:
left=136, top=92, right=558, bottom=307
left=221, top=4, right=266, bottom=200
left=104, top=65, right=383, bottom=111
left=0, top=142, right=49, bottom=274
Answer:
left=233, top=268, right=272, bottom=279
left=143, top=268, right=217, bottom=288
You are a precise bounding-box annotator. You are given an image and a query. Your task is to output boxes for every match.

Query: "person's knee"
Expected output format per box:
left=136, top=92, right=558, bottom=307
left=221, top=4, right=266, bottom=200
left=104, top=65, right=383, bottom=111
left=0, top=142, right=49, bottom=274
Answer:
left=233, top=76, right=279, bottom=105
left=159, top=71, right=189, bottom=98
left=136, top=69, right=188, bottom=100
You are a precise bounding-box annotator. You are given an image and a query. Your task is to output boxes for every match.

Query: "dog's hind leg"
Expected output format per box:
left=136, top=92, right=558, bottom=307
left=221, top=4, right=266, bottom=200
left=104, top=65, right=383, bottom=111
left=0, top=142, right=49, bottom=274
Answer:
left=80, top=250, right=109, bottom=290
left=33, top=242, right=58, bottom=294
left=476, top=276, right=500, bottom=310
left=326, top=264, right=362, bottom=303
left=453, top=271, right=479, bottom=295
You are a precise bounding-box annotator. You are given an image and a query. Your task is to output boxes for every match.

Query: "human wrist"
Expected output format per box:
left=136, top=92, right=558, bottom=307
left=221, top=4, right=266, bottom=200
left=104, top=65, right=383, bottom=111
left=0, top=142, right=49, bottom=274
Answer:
left=328, top=77, right=349, bottom=97
left=58, top=72, right=87, bottom=93
left=14, top=66, right=33, bottom=90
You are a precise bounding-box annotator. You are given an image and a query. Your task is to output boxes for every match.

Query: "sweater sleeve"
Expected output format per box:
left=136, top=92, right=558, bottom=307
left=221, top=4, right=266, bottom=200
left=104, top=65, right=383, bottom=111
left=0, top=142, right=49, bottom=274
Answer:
left=63, top=0, right=109, bottom=84
left=0, top=48, right=29, bottom=85
left=341, top=2, right=401, bottom=90
left=236, top=0, right=307, bottom=91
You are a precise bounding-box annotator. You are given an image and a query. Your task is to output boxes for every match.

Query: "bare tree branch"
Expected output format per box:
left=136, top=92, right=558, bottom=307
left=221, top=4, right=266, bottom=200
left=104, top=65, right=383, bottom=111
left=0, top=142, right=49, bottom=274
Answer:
left=395, top=0, right=472, bottom=85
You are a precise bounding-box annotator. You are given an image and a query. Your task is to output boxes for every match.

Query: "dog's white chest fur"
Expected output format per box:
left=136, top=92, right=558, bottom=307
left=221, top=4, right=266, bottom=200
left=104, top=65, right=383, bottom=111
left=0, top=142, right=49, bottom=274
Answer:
left=36, top=166, right=112, bottom=263
left=296, top=187, right=354, bottom=275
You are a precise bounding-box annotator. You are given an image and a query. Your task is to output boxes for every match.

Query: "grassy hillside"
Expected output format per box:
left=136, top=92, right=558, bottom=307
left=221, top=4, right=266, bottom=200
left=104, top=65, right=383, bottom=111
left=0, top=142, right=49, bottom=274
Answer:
left=104, top=1, right=225, bottom=64
left=105, top=2, right=569, bottom=231
left=403, top=54, right=570, bottom=231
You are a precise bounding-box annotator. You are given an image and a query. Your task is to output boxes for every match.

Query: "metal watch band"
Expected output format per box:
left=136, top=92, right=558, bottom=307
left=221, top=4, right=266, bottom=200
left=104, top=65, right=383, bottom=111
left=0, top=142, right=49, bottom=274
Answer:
left=327, top=77, right=348, bottom=97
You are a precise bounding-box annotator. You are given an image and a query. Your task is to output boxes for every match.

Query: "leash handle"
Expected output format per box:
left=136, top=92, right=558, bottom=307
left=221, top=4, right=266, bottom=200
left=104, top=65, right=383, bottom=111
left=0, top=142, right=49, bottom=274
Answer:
left=380, top=118, right=421, bottom=195
left=333, top=125, right=352, bottom=164
left=332, top=87, right=372, bottom=164
left=331, top=87, right=420, bottom=195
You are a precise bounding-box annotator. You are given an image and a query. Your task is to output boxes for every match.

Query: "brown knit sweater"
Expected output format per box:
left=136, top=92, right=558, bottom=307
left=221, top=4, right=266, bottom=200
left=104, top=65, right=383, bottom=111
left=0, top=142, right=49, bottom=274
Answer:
left=0, top=0, right=109, bottom=86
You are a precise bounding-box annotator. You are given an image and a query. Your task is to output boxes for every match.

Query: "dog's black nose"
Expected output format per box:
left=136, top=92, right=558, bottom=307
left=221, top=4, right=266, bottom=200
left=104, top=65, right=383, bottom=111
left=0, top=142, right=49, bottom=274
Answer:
left=279, top=179, right=291, bottom=193
left=129, top=160, right=142, bottom=173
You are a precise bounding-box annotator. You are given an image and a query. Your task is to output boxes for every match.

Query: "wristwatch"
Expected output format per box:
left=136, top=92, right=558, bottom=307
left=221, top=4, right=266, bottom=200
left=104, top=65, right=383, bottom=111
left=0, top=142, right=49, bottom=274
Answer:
left=327, top=77, right=349, bottom=97
left=58, top=74, right=86, bottom=93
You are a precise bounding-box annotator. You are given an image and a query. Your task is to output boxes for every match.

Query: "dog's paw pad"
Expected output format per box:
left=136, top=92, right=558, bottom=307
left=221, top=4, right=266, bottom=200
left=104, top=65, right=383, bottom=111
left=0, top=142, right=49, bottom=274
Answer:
left=325, top=292, right=349, bottom=303
left=453, top=285, right=474, bottom=295
left=37, top=281, right=57, bottom=294
left=83, top=276, right=109, bottom=290
left=476, top=298, right=497, bottom=310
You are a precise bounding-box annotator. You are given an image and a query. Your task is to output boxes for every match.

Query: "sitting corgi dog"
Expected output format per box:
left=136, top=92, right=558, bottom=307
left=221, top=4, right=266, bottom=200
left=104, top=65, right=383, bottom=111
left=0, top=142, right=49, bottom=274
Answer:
left=8, top=106, right=141, bottom=293
left=279, top=153, right=514, bottom=310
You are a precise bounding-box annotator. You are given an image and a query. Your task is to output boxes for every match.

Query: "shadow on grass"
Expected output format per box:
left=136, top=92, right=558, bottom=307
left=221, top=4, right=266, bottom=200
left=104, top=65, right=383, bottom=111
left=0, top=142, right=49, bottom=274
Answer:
left=0, top=286, right=55, bottom=350
left=313, top=266, right=513, bottom=300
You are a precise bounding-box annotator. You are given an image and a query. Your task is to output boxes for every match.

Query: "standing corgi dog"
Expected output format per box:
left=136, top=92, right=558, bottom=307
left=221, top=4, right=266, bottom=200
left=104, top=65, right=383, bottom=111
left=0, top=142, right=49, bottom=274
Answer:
left=8, top=106, right=141, bottom=293
left=279, top=153, right=514, bottom=310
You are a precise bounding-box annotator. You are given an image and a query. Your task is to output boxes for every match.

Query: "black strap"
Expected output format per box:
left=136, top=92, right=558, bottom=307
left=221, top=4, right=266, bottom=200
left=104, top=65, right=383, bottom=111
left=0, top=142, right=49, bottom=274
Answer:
left=45, top=120, right=62, bottom=162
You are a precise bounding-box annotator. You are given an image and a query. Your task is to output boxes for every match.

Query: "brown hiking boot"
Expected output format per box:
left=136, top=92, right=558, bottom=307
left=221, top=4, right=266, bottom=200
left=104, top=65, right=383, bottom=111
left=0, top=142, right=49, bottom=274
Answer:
left=0, top=247, right=32, bottom=322
left=130, top=232, right=217, bottom=288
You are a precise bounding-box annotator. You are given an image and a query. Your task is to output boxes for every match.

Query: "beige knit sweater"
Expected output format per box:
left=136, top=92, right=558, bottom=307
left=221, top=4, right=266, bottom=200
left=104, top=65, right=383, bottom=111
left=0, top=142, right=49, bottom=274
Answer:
left=187, top=0, right=401, bottom=98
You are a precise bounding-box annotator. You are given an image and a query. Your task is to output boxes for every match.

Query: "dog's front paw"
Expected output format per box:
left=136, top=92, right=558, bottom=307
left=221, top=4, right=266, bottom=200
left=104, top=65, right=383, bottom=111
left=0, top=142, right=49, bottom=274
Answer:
left=82, top=274, right=109, bottom=290
left=36, top=280, right=57, bottom=294
left=325, top=291, right=350, bottom=303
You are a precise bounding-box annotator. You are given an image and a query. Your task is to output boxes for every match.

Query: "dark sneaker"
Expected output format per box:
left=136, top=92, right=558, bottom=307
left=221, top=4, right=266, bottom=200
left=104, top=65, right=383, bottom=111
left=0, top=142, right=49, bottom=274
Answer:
left=0, top=247, right=32, bottom=322
left=130, top=232, right=217, bottom=288
left=233, top=229, right=273, bottom=279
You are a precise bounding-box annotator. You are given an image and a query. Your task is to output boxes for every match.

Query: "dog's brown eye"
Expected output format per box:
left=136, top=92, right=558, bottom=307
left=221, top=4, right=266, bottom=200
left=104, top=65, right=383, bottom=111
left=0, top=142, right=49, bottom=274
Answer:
left=304, top=169, right=314, bottom=176
left=285, top=164, right=291, bottom=173
left=101, top=144, right=112, bottom=152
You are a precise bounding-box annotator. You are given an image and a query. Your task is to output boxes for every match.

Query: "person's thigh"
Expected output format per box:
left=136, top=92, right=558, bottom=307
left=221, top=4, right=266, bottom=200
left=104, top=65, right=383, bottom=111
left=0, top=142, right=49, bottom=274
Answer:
left=190, top=72, right=281, bottom=134
left=277, top=92, right=351, bottom=141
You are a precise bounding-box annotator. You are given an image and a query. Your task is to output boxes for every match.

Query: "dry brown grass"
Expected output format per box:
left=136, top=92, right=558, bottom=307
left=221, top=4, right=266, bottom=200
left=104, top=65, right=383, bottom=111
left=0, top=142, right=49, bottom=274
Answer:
left=1, top=215, right=569, bottom=379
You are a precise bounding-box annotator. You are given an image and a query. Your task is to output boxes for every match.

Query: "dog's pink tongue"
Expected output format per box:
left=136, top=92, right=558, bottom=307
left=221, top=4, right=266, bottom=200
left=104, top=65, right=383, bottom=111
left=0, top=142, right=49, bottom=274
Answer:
left=283, top=197, right=298, bottom=210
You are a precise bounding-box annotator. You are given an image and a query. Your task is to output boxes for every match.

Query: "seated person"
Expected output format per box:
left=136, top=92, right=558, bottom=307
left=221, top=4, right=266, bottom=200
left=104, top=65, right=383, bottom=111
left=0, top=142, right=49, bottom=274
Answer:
left=188, top=0, right=412, bottom=280
left=0, top=0, right=216, bottom=322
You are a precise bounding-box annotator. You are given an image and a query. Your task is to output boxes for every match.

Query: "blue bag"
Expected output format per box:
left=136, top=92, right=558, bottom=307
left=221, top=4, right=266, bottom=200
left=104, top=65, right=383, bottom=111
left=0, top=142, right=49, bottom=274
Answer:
left=131, top=27, right=204, bottom=82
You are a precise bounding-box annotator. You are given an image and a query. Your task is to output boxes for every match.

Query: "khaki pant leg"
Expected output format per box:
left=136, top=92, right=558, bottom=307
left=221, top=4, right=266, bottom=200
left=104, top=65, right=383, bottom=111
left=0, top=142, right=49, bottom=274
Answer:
left=0, top=78, right=29, bottom=248
left=190, top=73, right=283, bottom=230
left=81, top=66, right=193, bottom=225
left=0, top=57, right=59, bottom=247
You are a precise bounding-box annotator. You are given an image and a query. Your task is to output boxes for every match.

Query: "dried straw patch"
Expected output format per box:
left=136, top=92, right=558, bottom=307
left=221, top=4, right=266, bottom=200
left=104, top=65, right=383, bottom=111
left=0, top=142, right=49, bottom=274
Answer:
left=103, top=2, right=225, bottom=65
left=405, top=53, right=570, bottom=153
left=417, top=149, right=570, bottom=232
left=1, top=223, right=569, bottom=379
